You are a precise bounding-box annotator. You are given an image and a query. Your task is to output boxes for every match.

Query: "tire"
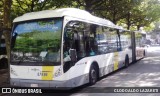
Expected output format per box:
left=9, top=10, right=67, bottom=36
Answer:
left=89, top=65, right=98, bottom=85
left=143, top=51, right=145, bottom=57
left=125, top=56, right=129, bottom=68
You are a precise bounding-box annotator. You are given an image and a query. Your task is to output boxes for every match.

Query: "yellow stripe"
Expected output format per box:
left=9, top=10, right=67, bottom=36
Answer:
left=114, top=52, right=119, bottom=71
left=42, top=66, right=54, bottom=80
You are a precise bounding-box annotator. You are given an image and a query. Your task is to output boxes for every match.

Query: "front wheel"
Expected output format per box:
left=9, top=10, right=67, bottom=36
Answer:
left=89, top=65, right=98, bottom=85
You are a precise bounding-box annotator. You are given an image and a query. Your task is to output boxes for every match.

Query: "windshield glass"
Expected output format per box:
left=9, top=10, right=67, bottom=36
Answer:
left=11, top=18, right=62, bottom=65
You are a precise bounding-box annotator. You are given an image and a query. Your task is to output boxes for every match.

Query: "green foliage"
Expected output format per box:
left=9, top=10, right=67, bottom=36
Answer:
left=0, top=1, right=3, bottom=21
left=9, top=0, right=160, bottom=32
left=128, top=0, right=160, bottom=30
left=144, top=23, right=155, bottom=32
left=70, top=0, right=159, bottom=31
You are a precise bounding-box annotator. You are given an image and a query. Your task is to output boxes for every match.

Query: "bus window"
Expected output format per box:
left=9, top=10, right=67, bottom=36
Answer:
left=135, top=33, right=145, bottom=47
left=120, top=31, right=131, bottom=50
left=97, top=27, right=120, bottom=54
left=63, top=21, right=86, bottom=61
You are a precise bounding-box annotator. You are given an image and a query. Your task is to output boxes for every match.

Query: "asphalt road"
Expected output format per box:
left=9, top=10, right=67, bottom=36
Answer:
left=1, top=46, right=160, bottom=96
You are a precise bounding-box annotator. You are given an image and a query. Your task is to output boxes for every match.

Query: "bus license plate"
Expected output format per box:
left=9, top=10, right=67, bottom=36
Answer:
left=31, top=84, right=38, bottom=87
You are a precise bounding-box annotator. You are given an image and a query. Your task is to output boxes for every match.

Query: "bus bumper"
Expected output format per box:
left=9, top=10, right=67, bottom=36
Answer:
left=10, top=78, right=71, bottom=89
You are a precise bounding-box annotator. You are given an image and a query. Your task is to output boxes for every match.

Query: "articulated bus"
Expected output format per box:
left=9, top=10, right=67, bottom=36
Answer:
left=10, top=8, right=145, bottom=88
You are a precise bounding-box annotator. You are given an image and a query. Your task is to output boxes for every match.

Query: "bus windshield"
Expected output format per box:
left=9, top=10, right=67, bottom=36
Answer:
left=11, top=18, right=62, bottom=65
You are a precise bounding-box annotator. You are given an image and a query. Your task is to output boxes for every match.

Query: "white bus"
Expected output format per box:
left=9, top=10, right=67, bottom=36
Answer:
left=10, top=8, right=144, bottom=88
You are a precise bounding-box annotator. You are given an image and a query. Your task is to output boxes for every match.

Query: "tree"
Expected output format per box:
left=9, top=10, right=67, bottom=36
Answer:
left=11, top=0, right=53, bottom=19
left=3, top=0, right=12, bottom=61
left=2, top=0, right=12, bottom=81
left=98, top=0, right=132, bottom=24
left=71, top=0, right=146, bottom=30
left=0, top=1, right=3, bottom=39
left=128, top=0, right=160, bottom=30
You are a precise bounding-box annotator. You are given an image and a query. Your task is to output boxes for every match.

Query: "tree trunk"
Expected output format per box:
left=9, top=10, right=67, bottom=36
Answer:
left=127, top=12, right=131, bottom=30
left=3, top=0, right=12, bottom=80
left=31, top=0, right=34, bottom=12
left=137, top=25, right=141, bottom=30
left=112, top=0, right=117, bottom=24
left=0, top=22, right=2, bottom=40
left=84, top=0, right=93, bottom=13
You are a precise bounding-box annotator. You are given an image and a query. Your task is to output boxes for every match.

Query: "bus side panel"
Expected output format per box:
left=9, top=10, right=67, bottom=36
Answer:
left=64, top=54, right=113, bottom=87
left=116, top=49, right=132, bottom=68
left=136, top=47, right=145, bottom=60
left=118, top=51, right=125, bottom=68
left=135, top=32, right=146, bottom=60
left=65, top=52, right=128, bottom=87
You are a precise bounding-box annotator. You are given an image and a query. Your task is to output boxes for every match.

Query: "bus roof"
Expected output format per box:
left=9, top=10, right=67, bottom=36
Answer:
left=13, top=8, right=117, bottom=28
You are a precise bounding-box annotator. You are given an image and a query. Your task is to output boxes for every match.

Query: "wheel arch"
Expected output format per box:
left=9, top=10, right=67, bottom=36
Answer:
left=84, top=60, right=99, bottom=75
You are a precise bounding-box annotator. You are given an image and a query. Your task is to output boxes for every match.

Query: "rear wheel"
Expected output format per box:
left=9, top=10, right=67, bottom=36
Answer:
left=125, top=56, right=129, bottom=68
left=143, top=50, right=145, bottom=57
left=89, top=65, right=98, bottom=85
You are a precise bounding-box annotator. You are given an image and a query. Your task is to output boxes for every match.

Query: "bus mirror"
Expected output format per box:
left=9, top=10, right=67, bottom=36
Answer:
left=69, top=49, right=77, bottom=62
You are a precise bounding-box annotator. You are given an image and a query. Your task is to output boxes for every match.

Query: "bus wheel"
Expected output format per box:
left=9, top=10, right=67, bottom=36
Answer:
left=89, top=65, right=98, bottom=85
left=143, top=51, right=145, bottom=57
left=125, top=56, right=129, bottom=68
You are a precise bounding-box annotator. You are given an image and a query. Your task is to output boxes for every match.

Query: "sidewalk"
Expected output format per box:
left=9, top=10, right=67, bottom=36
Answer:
left=0, top=69, right=10, bottom=87
left=0, top=69, right=8, bottom=74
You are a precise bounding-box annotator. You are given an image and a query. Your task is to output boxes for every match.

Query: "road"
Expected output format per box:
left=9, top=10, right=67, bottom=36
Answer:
left=1, top=46, right=160, bottom=96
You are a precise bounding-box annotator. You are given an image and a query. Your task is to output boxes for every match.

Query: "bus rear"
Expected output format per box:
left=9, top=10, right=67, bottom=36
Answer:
left=10, top=17, right=69, bottom=88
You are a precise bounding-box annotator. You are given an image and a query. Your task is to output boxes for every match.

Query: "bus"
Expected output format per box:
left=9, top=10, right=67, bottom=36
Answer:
left=10, top=8, right=145, bottom=88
